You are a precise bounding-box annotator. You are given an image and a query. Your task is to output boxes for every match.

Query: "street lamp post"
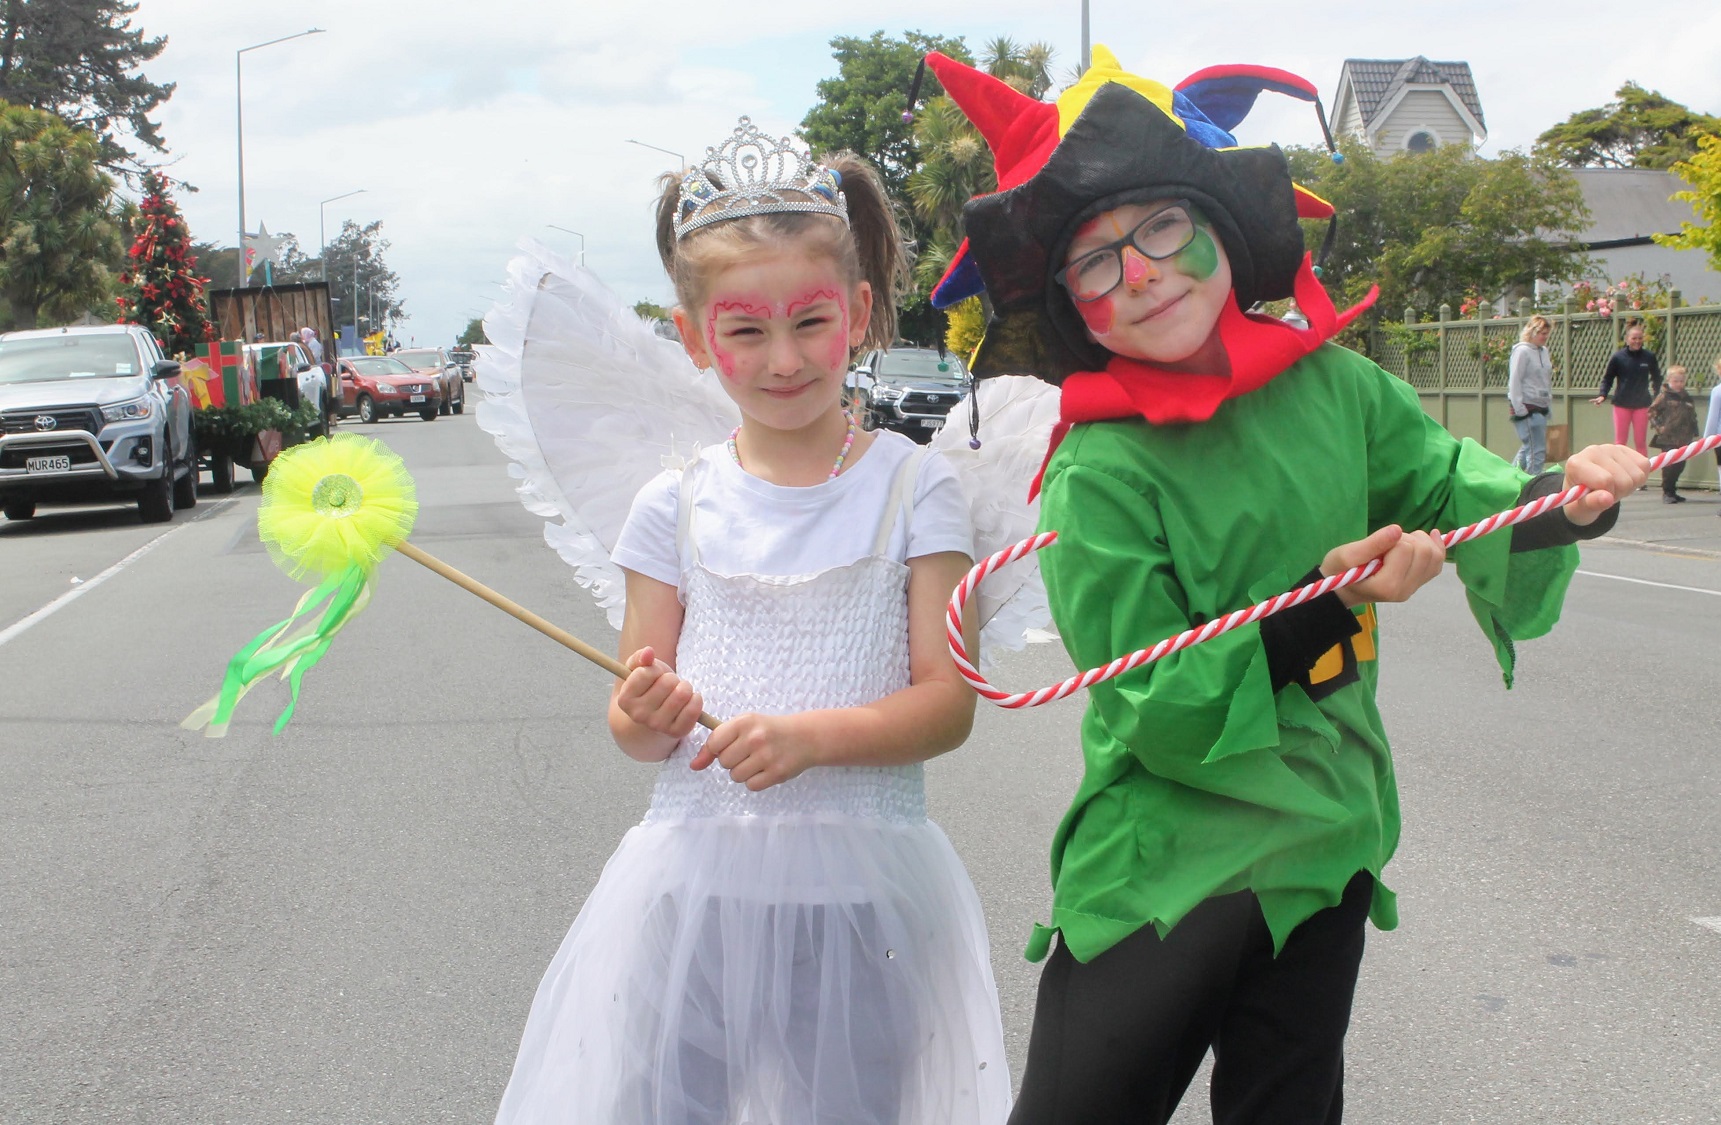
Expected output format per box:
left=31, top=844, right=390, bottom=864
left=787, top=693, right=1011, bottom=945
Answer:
left=1081, top=0, right=1090, bottom=72
left=625, top=139, right=686, bottom=170
left=318, top=189, right=366, bottom=280
left=237, top=28, right=325, bottom=288
left=547, top=225, right=585, bottom=266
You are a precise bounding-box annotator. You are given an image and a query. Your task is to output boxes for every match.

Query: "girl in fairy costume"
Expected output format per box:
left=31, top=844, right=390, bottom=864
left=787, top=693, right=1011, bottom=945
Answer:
left=489, top=119, right=1009, bottom=1124
left=922, top=48, right=1648, bottom=1122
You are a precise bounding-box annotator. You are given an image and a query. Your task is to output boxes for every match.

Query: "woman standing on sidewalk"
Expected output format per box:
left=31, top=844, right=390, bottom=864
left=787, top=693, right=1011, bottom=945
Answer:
left=1592, top=320, right=1662, bottom=454
left=1508, top=316, right=1554, bottom=473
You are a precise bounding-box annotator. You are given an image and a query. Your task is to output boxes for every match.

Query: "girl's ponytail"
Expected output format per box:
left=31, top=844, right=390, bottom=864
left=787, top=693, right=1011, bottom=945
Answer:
left=821, top=151, right=910, bottom=350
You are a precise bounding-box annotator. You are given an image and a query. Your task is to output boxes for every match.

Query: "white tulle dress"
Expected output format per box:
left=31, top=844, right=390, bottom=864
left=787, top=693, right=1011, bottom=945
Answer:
left=494, top=447, right=1011, bottom=1125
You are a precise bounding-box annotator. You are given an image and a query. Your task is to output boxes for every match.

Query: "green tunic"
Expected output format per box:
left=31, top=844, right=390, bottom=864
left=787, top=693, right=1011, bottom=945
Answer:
left=1029, top=344, right=1576, bottom=963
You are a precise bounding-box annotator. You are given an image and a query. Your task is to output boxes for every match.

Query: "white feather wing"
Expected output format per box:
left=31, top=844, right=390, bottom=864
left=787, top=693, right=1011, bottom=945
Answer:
left=476, top=242, right=740, bottom=629
left=928, top=375, right=1063, bottom=661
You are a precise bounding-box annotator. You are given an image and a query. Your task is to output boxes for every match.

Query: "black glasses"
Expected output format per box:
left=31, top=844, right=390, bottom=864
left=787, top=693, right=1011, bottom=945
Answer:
left=1056, top=201, right=1197, bottom=304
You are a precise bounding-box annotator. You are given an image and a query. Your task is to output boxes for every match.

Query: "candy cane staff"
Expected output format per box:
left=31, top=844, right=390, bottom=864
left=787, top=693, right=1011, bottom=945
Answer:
left=182, top=433, right=718, bottom=737
left=920, top=45, right=1652, bottom=1125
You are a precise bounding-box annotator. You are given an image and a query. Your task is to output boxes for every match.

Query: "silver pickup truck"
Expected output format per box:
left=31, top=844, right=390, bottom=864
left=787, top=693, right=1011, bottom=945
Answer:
left=0, top=323, right=198, bottom=523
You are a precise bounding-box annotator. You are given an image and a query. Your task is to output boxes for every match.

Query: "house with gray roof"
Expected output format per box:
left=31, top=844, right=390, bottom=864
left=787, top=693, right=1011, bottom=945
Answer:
left=1548, top=168, right=1721, bottom=304
left=1332, top=57, right=1487, bottom=156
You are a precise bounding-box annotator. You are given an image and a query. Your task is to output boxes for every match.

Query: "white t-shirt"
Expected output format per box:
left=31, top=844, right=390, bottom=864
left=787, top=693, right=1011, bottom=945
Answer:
left=612, top=430, right=973, bottom=587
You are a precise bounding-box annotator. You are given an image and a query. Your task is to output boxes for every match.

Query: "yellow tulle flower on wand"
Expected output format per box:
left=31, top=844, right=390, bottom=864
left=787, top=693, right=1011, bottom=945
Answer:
left=184, top=434, right=418, bottom=737
left=185, top=433, right=718, bottom=738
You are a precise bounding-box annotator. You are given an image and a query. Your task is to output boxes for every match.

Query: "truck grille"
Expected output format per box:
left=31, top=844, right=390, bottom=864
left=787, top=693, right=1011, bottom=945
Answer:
left=2, top=406, right=102, bottom=435
left=900, top=390, right=959, bottom=412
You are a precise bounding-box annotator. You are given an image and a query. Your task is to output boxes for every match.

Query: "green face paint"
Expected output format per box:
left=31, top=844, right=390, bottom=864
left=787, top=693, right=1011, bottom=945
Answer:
left=1172, top=224, right=1219, bottom=282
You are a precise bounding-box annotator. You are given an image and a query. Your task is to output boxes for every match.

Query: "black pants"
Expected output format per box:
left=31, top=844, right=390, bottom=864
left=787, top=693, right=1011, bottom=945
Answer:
left=1008, top=871, right=1373, bottom=1125
left=1662, top=459, right=1686, bottom=496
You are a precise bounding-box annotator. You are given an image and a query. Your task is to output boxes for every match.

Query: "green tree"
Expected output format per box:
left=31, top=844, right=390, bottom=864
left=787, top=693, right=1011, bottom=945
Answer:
left=0, top=103, right=122, bottom=328
left=800, top=31, right=972, bottom=344
left=0, top=0, right=173, bottom=174
left=1534, top=82, right=1720, bottom=171
left=322, top=219, right=404, bottom=337
left=457, top=316, right=488, bottom=347
left=116, top=171, right=213, bottom=355
left=902, top=39, right=1055, bottom=346
left=1284, top=138, right=1590, bottom=322
left=632, top=299, right=669, bottom=321
left=1655, top=131, right=1721, bottom=271
left=799, top=31, right=970, bottom=199
left=190, top=240, right=238, bottom=291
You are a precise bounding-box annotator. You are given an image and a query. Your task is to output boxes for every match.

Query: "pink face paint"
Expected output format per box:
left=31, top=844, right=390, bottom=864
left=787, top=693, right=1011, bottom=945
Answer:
left=1122, top=245, right=1153, bottom=287
left=704, top=297, right=770, bottom=379
left=784, top=288, right=840, bottom=319
left=1075, top=293, right=1115, bottom=337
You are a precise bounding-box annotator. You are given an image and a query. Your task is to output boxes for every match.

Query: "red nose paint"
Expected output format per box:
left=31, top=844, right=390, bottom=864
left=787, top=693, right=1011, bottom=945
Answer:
left=1122, top=246, right=1153, bottom=287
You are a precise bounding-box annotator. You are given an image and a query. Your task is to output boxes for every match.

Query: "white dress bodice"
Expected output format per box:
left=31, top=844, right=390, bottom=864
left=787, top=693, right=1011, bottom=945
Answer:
left=643, top=452, right=929, bottom=825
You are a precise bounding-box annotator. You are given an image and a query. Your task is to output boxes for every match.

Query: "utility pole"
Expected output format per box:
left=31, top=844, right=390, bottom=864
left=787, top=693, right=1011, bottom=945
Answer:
left=1081, top=0, right=1090, bottom=72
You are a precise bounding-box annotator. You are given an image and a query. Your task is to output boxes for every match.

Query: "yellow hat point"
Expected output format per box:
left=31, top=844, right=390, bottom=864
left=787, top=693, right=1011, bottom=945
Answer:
left=1057, top=43, right=1183, bottom=137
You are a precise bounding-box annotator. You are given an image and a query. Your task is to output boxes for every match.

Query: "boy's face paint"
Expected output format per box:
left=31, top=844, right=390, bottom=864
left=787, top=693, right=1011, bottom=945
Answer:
left=1173, top=226, right=1219, bottom=282
left=1061, top=198, right=1234, bottom=372
left=671, top=247, right=871, bottom=432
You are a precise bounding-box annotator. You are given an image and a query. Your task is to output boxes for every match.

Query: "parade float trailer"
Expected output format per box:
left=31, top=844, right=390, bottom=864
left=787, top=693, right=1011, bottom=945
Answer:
left=181, top=282, right=339, bottom=489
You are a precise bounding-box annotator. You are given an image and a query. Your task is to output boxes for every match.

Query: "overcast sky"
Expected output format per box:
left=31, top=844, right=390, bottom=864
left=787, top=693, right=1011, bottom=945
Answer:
left=142, top=0, right=1721, bottom=347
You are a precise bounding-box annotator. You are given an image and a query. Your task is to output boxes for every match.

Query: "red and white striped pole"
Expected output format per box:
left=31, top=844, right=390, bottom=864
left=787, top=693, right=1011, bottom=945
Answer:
left=948, top=434, right=1721, bottom=708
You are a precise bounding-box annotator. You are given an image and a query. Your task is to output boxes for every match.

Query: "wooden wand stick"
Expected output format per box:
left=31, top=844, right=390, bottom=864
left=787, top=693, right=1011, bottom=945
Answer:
left=394, top=540, right=721, bottom=731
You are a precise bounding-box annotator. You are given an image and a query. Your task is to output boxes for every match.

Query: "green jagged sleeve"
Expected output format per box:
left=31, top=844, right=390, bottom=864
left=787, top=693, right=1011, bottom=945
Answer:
left=1361, top=368, right=1578, bottom=686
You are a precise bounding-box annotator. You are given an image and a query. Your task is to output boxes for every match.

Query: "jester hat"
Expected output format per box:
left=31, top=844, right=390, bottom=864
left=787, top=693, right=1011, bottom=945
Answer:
left=924, top=46, right=1338, bottom=383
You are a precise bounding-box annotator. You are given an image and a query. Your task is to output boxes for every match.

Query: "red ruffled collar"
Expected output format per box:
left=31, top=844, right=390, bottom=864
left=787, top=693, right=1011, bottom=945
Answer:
left=1030, top=256, right=1377, bottom=497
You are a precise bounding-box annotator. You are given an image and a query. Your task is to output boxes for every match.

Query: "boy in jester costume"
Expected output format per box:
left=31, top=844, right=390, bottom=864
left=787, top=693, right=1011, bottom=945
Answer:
left=924, top=48, right=1650, bottom=1121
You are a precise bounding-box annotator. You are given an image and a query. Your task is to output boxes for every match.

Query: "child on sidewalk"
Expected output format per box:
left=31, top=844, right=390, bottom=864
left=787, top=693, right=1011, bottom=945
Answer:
left=1649, top=364, right=1700, bottom=502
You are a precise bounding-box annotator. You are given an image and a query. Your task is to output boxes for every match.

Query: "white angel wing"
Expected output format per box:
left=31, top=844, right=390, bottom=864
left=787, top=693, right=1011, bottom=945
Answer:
left=476, top=242, right=740, bottom=629
left=929, top=375, right=1063, bottom=661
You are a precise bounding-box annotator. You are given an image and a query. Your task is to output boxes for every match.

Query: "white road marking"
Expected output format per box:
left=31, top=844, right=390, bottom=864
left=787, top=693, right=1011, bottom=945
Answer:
left=0, top=499, right=236, bottom=649
left=1574, top=570, right=1721, bottom=598
left=1694, top=918, right=1721, bottom=936
left=1595, top=534, right=1721, bottom=560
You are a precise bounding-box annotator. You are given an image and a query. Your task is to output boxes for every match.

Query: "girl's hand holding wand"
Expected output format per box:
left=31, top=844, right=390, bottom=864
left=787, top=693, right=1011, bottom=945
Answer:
left=691, top=714, right=817, bottom=792
left=613, top=645, right=709, bottom=754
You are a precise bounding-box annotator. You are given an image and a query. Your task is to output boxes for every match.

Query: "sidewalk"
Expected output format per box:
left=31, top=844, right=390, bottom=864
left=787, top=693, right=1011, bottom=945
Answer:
left=1597, top=482, right=1721, bottom=557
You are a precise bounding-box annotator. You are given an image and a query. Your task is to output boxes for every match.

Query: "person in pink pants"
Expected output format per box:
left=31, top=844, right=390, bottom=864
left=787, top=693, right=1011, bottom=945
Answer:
left=1592, top=321, right=1662, bottom=455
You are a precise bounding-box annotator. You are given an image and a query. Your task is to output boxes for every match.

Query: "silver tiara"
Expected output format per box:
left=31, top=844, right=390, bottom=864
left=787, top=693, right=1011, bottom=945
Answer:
left=673, top=117, right=848, bottom=240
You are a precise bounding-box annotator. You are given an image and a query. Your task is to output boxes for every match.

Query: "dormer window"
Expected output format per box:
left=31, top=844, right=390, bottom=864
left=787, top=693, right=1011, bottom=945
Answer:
left=1404, top=129, right=1438, bottom=153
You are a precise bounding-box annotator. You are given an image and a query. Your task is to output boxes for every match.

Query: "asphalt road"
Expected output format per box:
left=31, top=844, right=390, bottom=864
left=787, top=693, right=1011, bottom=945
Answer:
left=1, top=406, right=1716, bottom=1123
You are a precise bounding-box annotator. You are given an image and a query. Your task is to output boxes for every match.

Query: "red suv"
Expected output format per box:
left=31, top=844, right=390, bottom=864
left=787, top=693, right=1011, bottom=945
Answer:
left=335, top=355, right=443, bottom=422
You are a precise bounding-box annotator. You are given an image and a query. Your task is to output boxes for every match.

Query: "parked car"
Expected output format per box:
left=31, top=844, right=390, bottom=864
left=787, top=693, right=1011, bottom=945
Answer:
left=0, top=323, right=197, bottom=523
left=449, top=348, right=475, bottom=382
left=243, top=340, right=334, bottom=431
left=391, top=346, right=465, bottom=415
left=848, top=347, right=970, bottom=441
left=335, top=355, right=443, bottom=422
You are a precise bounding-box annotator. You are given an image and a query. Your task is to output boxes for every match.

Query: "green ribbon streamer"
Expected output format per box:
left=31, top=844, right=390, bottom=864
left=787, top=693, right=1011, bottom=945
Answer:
left=183, top=562, right=373, bottom=737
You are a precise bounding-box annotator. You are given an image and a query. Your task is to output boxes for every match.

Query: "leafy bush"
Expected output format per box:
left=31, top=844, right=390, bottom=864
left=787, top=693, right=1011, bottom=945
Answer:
left=193, top=398, right=321, bottom=459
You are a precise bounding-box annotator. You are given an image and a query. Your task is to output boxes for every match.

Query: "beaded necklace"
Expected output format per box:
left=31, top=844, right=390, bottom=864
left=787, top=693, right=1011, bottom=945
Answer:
left=728, top=411, right=858, bottom=480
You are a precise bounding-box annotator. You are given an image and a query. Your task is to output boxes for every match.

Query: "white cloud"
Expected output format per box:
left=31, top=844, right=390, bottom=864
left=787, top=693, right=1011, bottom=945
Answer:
left=139, top=0, right=1719, bottom=345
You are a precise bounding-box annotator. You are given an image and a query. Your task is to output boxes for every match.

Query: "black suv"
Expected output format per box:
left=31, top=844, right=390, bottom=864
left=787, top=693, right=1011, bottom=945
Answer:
left=848, top=347, right=969, bottom=442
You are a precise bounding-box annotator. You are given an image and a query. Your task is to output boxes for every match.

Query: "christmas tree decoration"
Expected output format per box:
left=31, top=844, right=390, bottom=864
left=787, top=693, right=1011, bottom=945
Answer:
left=243, top=222, right=288, bottom=272
left=119, top=172, right=216, bottom=357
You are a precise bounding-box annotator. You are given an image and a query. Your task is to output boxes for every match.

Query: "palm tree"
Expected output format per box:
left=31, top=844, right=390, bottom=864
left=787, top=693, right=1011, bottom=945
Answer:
left=902, top=40, right=1057, bottom=347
